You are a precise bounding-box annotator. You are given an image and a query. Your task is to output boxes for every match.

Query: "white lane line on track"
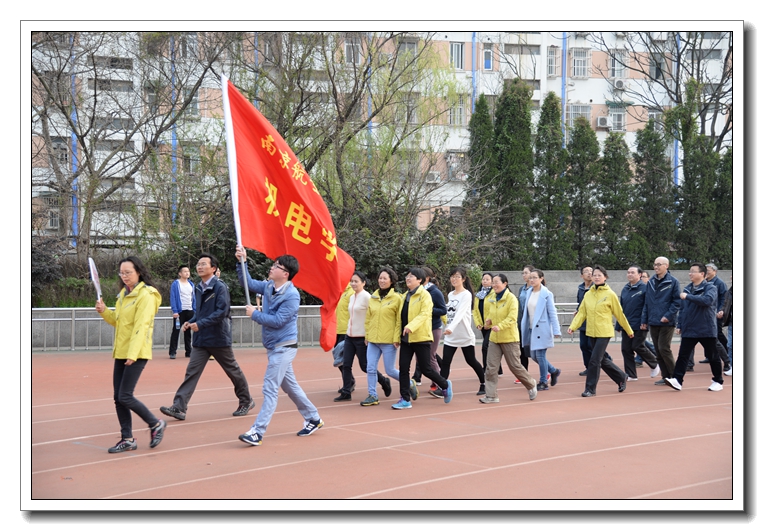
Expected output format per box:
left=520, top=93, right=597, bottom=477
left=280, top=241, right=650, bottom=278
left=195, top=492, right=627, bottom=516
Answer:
left=628, top=477, right=732, bottom=499
left=98, top=430, right=730, bottom=500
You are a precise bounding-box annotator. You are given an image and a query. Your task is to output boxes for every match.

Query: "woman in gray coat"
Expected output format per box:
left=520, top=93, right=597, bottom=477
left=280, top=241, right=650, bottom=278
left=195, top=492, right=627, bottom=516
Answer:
left=520, top=269, right=562, bottom=391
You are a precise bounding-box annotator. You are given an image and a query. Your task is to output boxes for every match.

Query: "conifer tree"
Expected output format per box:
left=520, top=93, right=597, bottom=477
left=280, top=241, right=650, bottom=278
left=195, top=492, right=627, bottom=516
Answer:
left=532, top=92, right=575, bottom=269
left=709, top=147, right=732, bottom=268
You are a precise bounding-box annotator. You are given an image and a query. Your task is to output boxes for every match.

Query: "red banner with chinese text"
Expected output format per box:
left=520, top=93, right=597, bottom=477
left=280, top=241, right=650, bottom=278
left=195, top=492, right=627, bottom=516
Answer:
left=222, top=76, right=355, bottom=351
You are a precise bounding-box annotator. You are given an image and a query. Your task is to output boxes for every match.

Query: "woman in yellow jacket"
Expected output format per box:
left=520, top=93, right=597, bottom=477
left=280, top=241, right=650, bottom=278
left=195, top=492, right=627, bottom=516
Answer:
left=480, top=273, right=538, bottom=403
left=568, top=265, right=634, bottom=397
left=392, top=267, right=453, bottom=409
left=333, top=282, right=354, bottom=391
left=95, top=256, right=166, bottom=453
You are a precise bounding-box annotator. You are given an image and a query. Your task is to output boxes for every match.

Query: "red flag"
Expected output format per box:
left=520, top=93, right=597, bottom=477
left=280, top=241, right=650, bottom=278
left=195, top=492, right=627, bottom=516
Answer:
left=221, top=75, right=355, bottom=351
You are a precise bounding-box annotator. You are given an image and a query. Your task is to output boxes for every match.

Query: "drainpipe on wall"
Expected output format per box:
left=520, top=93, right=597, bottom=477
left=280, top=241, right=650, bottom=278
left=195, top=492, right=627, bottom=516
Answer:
left=561, top=32, right=568, bottom=145
left=253, top=32, right=259, bottom=109
left=673, top=32, right=680, bottom=185
left=69, top=33, right=78, bottom=247
left=170, top=36, right=177, bottom=224
left=472, top=32, right=477, bottom=113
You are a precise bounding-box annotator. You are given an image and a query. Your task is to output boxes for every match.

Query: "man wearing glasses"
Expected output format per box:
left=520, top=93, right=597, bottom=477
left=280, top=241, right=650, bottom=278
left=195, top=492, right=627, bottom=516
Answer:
left=235, top=246, right=323, bottom=446
left=160, top=253, right=255, bottom=421
left=641, top=256, right=682, bottom=385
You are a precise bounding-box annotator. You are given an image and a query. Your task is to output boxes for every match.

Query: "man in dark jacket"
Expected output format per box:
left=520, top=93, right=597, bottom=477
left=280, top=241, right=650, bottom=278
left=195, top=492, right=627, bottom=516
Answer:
left=641, top=256, right=682, bottom=385
left=159, top=253, right=255, bottom=421
left=665, top=263, right=724, bottom=392
left=617, top=266, right=660, bottom=380
left=575, top=266, right=594, bottom=376
left=695, top=263, right=732, bottom=372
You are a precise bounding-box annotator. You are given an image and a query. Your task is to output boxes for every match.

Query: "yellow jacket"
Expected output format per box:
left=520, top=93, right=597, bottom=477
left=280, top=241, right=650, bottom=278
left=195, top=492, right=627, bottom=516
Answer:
left=365, top=289, right=403, bottom=343
left=335, top=283, right=353, bottom=335
left=472, top=290, right=493, bottom=329
left=396, top=285, right=434, bottom=343
left=100, top=282, right=162, bottom=361
left=569, top=283, right=633, bottom=338
left=484, top=289, right=520, bottom=343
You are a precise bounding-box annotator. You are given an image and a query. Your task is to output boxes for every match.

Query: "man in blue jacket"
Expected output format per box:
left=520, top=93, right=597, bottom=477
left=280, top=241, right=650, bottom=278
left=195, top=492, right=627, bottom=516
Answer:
left=694, top=263, right=732, bottom=372
left=617, top=266, right=661, bottom=381
left=160, top=253, right=255, bottom=421
left=641, top=256, right=682, bottom=385
left=235, top=246, right=323, bottom=446
left=168, top=265, right=195, bottom=359
left=574, top=266, right=594, bottom=376
left=665, top=263, right=724, bottom=392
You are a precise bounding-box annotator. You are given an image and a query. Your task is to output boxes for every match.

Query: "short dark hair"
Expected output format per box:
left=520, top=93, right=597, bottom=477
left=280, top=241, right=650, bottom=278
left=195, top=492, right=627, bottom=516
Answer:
left=378, top=267, right=398, bottom=286
left=579, top=265, right=593, bottom=274
left=691, top=262, right=707, bottom=276
left=275, top=254, right=299, bottom=280
left=177, top=264, right=189, bottom=274
left=628, top=265, right=643, bottom=275
left=351, top=270, right=368, bottom=285
left=407, top=267, right=427, bottom=285
left=592, top=264, right=609, bottom=278
left=492, top=273, right=508, bottom=285
left=199, top=253, right=219, bottom=273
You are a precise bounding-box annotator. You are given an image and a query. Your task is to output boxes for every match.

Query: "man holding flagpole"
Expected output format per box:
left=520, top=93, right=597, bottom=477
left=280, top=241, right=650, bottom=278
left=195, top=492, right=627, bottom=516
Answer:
left=236, top=246, right=323, bottom=446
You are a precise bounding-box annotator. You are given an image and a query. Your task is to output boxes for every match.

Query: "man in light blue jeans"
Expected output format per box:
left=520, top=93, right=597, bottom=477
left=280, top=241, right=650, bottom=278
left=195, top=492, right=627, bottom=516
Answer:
left=235, top=246, right=323, bottom=446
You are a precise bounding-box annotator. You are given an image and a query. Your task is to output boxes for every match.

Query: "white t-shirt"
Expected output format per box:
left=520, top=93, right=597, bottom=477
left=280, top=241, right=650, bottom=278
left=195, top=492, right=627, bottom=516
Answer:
left=179, top=280, right=194, bottom=311
left=527, top=289, right=541, bottom=326
left=444, top=289, right=476, bottom=347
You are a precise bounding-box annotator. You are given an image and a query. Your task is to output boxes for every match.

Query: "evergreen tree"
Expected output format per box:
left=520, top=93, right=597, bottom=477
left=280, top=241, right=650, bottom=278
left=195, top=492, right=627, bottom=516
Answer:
left=467, top=94, right=494, bottom=189
left=565, top=116, right=601, bottom=267
left=532, top=92, right=575, bottom=269
left=632, top=119, right=677, bottom=266
left=709, top=148, right=732, bottom=268
left=491, top=78, right=535, bottom=268
left=596, top=132, right=642, bottom=268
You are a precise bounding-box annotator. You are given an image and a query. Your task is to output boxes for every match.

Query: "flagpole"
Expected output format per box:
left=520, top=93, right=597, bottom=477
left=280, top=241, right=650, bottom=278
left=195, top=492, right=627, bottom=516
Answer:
left=221, top=74, right=251, bottom=306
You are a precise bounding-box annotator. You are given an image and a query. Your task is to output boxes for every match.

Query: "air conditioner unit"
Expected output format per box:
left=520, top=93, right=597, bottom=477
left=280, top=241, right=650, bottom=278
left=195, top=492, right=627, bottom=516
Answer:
left=575, top=31, right=590, bottom=38
left=615, top=32, right=628, bottom=38
left=425, top=171, right=440, bottom=184
left=613, top=79, right=627, bottom=90
left=596, top=116, right=612, bottom=129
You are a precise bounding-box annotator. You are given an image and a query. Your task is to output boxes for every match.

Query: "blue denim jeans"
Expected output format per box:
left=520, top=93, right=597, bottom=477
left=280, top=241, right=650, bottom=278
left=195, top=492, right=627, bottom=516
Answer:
left=727, top=322, right=733, bottom=367
left=366, top=342, right=400, bottom=397
left=529, top=349, right=557, bottom=384
left=251, top=345, right=319, bottom=436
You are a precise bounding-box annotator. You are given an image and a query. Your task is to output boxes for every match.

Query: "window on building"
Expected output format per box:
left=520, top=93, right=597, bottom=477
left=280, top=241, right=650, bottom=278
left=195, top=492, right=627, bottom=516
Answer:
left=609, top=107, right=626, bottom=131
left=397, top=40, right=417, bottom=67
left=178, top=32, right=197, bottom=59
left=699, top=49, right=723, bottom=60
left=610, top=50, right=628, bottom=78
left=183, top=87, right=199, bottom=116
left=91, top=56, right=133, bottom=70
left=567, top=104, right=591, bottom=128
left=40, top=71, right=71, bottom=105
left=94, top=116, right=135, bottom=131
left=521, top=79, right=541, bottom=90
left=547, top=47, right=561, bottom=77
left=451, top=42, right=464, bottom=70
left=182, top=145, right=200, bottom=175
left=484, top=43, right=493, bottom=70
left=571, top=48, right=591, bottom=78
left=396, top=94, right=418, bottom=124
left=88, top=79, right=134, bottom=92
left=702, top=31, right=723, bottom=40
left=345, top=37, right=361, bottom=65
left=50, top=137, right=69, bottom=167
left=449, top=94, right=465, bottom=126
left=40, top=195, right=62, bottom=229
left=446, top=151, right=467, bottom=180
left=505, top=44, right=540, bottom=55
left=263, top=34, right=279, bottom=65
left=647, top=109, right=664, bottom=131
left=649, top=54, right=664, bottom=79
left=145, top=83, right=160, bottom=113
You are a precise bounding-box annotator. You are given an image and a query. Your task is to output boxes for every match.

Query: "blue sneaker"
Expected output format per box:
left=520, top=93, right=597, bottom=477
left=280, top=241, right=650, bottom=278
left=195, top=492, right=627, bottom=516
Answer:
left=238, top=431, right=263, bottom=446
left=444, top=380, right=453, bottom=404
left=391, top=398, right=412, bottom=410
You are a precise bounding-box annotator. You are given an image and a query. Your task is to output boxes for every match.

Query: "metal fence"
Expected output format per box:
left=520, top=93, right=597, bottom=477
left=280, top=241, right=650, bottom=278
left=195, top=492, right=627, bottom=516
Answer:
left=31, top=302, right=627, bottom=352
left=31, top=306, right=323, bottom=351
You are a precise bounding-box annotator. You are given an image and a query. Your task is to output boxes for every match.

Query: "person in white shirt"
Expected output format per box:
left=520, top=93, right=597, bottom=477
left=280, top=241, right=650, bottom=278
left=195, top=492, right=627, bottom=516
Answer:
left=336, top=271, right=391, bottom=401
left=436, top=266, right=486, bottom=397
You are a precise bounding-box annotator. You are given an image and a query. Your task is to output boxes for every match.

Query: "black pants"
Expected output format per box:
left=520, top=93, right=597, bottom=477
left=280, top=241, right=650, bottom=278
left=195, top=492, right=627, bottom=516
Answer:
left=171, top=345, right=252, bottom=413
left=440, top=344, right=484, bottom=384
left=650, top=325, right=676, bottom=378
left=340, top=336, right=383, bottom=394
left=584, top=337, right=626, bottom=394
left=169, top=309, right=194, bottom=357
left=113, top=358, right=159, bottom=440
left=673, top=336, right=724, bottom=385
left=399, top=341, right=448, bottom=402
left=621, top=330, right=658, bottom=378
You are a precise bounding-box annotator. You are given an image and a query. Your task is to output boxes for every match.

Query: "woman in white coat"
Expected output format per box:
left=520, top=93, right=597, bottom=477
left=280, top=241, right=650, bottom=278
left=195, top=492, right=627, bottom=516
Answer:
left=520, top=269, right=562, bottom=391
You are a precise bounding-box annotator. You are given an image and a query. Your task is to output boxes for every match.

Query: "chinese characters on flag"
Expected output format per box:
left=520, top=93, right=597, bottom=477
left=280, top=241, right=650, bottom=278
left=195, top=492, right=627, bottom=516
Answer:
left=221, top=75, right=355, bottom=351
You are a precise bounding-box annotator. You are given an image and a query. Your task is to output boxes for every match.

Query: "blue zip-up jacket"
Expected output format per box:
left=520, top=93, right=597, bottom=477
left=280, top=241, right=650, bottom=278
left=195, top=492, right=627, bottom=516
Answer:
left=237, top=263, right=300, bottom=350
left=708, top=276, right=727, bottom=312
left=677, top=280, right=718, bottom=338
left=169, top=278, right=196, bottom=314
left=517, top=284, right=532, bottom=323
left=188, top=276, right=232, bottom=347
left=426, top=283, right=447, bottom=330
left=576, top=282, right=592, bottom=331
left=616, top=281, right=647, bottom=332
left=641, top=270, right=681, bottom=327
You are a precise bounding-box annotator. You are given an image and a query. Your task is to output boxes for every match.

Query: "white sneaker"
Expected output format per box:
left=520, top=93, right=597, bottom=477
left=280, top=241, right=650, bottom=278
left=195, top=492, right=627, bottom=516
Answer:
left=650, top=365, right=661, bottom=378
left=627, top=377, right=638, bottom=382
left=664, top=377, right=682, bottom=391
left=724, top=367, right=732, bottom=376
left=708, top=381, right=724, bottom=392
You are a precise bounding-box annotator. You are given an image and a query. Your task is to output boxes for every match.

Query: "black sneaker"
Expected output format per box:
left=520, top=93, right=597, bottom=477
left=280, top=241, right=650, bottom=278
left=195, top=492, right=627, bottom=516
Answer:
left=537, top=381, right=549, bottom=391
left=169, top=353, right=176, bottom=359
left=476, top=383, right=486, bottom=396
left=334, top=393, right=352, bottom=402
left=149, top=420, right=166, bottom=448
left=550, top=369, right=561, bottom=387
left=579, top=369, right=588, bottom=376
left=429, top=389, right=444, bottom=398
left=108, top=438, right=137, bottom=453
left=338, top=383, right=356, bottom=393
left=233, top=398, right=255, bottom=416
left=160, top=405, right=186, bottom=421
left=381, top=376, right=392, bottom=398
